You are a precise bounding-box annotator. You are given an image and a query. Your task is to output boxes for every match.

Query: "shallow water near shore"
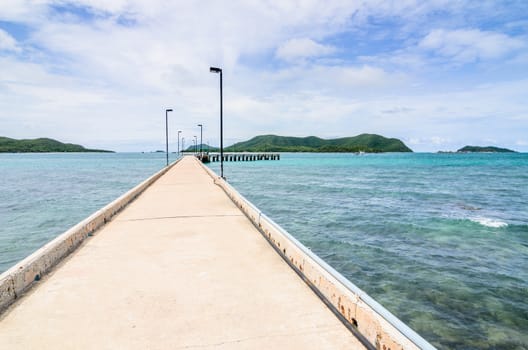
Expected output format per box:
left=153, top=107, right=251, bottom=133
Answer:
left=1, top=152, right=527, bottom=349
left=208, top=152, right=528, bottom=350
left=0, top=152, right=169, bottom=272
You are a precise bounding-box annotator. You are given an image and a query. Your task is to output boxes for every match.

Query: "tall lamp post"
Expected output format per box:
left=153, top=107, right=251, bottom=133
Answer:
left=209, top=66, right=223, bottom=178
left=197, top=124, right=203, bottom=156
left=165, top=108, right=173, bottom=166
left=177, top=130, right=182, bottom=156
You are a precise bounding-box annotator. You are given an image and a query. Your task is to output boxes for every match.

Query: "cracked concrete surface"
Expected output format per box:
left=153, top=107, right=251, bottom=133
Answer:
left=0, top=156, right=365, bottom=349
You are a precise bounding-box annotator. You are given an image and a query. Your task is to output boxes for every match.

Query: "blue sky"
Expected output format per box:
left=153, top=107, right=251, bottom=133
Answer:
left=0, top=1, right=527, bottom=152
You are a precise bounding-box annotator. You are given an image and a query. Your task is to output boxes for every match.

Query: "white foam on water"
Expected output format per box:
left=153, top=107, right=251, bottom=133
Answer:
left=470, top=217, right=508, bottom=228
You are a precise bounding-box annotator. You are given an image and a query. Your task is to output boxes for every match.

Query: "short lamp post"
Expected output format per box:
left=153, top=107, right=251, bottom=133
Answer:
left=209, top=66, right=224, bottom=178
left=165, top=108, right=173, bottom=166
left=197, top=124, right=203, bottom=156
left=193, top=136, right=197, bottom=154
left=177, top=130, right=182, bottom=156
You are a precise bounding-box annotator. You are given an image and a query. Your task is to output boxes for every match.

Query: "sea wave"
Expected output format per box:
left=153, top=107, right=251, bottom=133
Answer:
left=470, top=217, right=509, bottom=228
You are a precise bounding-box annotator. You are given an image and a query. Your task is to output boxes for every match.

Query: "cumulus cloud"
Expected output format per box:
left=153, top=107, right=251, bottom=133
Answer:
left=276, top=38, right=336, bottom=62
left=0, top=0, right=47, bottom=23
left=407, top=136, right=451, bottom=146
left=0, top=29, right=20, bottom=52
left=419, top=28, right=525, bottom=63
left=264, top=64, right=403, bottom=93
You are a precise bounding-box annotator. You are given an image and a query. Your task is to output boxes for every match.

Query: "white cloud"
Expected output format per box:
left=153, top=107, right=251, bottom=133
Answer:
left=419, top=28, right=525, bottom=63
left=407, top=136, right=451, bottom=146
left=276, top=38, right=336, bottom=62
left=0, top=0, right=48, bottom=23
left=325, top=65, right=400, bottom=88
left=360, top=26, right=528, bottom=71
left=264, top=64, right=404, bottom=94
left=0, top=29, right=20, bottom=52
left=66, top=0, right=130, bottom=14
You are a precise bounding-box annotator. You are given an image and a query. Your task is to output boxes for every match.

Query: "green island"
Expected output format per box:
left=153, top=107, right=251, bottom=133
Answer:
left=187, top=134, right=412, bottom=153
left=457, top=145, right=516, bottom=153
left=0, top=137, right=113, bottom=153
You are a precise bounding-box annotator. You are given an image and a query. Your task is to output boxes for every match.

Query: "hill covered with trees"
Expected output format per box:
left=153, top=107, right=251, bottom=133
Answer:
left=0, top=137, right=113, bottom=153
left=219, top=134, right=412, bottom=153
left=457, top=145, right=515, bottom=153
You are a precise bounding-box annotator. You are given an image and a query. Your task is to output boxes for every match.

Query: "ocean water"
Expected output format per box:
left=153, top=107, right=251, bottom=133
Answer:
left=1, top=152, right=527, bottom=349
left=0, top=152, right=171, bottom=272
left=207, top=153, right=528, bottom=350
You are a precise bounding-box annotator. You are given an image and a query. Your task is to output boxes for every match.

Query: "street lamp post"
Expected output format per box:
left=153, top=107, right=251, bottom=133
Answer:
left=177, top=130, right=182, bottom=156
left=209, top=66, right=223, bottom=178
left=197, top=124, right=203, bottom=156
left=165, top=108, right=173, bottom=166
left=194, top=136, right=197, bottom=154
left=182, top=137, right=185, bottom=153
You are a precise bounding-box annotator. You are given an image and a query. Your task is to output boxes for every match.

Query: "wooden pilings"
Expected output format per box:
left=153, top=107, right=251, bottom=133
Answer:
left=207, top=153, right=280, bottom=163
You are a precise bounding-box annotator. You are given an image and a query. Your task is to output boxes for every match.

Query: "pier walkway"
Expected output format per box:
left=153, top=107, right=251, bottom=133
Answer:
left=0, top=156, right=364, bottom=349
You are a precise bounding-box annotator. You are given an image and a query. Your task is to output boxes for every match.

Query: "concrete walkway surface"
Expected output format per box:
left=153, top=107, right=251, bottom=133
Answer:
left=0, top=156, right=365, bottom=349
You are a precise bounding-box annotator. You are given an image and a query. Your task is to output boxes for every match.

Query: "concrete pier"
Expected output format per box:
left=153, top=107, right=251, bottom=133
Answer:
left=0, top=156, right=364, bottom=349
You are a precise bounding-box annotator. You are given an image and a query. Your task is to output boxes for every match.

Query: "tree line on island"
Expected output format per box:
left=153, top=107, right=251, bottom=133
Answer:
left=455, top=145, right=516, bottom=153
left=0, top=137, right=113, bottom=153
left=186, top=134, right=413, bottom=153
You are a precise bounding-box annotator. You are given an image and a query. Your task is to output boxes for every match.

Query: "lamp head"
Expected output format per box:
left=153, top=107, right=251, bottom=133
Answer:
left=198, top=124, right=202, bottom=127
left=166, top=108, right=173, bottom=112
left=209, top=67, right=221, bottom=73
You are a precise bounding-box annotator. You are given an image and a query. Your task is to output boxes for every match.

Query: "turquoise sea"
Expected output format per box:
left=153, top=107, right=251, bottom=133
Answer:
left=0, top=153, right=169, bottom=272
left=208, top=153, right=528, bottom=350
left=1, top=152, right=527, bottom=349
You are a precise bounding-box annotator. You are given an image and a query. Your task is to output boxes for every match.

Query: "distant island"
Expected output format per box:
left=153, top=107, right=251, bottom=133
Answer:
left=0, top=137, right=113, bottom=153
left=457, top=145, right=516, bottom=153
left=185, top=134, right=412, bottom=153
